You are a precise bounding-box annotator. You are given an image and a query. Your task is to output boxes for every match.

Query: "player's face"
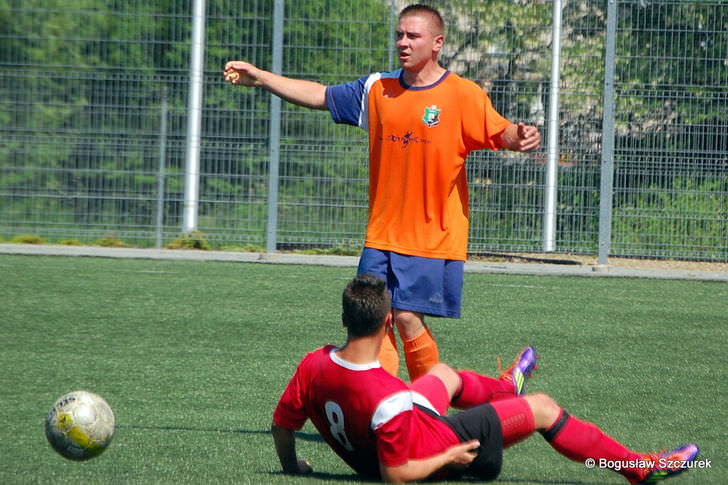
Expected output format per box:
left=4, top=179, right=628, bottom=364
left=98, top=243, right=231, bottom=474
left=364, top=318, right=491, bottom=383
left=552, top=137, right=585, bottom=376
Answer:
left=395, top=15, right=442, bottom=72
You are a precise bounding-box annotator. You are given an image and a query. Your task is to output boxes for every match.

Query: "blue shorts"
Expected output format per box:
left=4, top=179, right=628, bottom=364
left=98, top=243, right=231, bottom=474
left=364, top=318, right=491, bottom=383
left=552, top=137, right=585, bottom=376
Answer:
left=357, top=247, right=464, bottom=318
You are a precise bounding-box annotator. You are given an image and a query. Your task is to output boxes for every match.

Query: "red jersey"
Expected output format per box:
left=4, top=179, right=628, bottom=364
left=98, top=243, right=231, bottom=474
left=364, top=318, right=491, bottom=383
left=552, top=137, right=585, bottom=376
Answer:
left=273, top=345, right=460, bottom=478
left=326, top=70, right=511, bottom=261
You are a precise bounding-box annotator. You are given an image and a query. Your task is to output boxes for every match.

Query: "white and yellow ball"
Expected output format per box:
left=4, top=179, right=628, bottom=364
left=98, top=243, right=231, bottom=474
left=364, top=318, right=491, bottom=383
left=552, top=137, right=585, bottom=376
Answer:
left=45, top=390, right=115, bottom=461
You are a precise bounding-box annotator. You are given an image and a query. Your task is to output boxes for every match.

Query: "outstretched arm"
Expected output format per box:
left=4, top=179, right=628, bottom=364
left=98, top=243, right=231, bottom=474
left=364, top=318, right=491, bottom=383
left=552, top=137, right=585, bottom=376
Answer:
left=497, top=122, right=541, bottom=152
left=224, top=60, right=328, bottom=110
left=271, top=422, right=314, bottom=475
left=379, top=439, right=480, bottom=483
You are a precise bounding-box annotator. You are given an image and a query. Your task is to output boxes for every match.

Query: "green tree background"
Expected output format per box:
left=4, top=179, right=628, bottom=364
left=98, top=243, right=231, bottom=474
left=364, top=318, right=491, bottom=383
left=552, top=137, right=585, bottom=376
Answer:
left=0, top=0, right=726, bottom=259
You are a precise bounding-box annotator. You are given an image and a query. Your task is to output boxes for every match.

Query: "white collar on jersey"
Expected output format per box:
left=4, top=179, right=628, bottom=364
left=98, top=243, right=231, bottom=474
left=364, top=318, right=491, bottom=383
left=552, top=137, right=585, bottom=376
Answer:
left=329, top=347, right=382, bottom=371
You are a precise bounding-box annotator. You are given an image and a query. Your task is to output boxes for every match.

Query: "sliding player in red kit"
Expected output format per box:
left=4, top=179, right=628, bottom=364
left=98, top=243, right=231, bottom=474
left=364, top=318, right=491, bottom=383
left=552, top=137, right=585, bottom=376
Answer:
left=272, top=274, right=698, bottom=483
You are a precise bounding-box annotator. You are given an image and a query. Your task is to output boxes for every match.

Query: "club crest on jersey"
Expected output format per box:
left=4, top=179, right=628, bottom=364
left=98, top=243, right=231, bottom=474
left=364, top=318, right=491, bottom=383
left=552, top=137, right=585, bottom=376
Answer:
left=422, top=105, right=441, bottom=128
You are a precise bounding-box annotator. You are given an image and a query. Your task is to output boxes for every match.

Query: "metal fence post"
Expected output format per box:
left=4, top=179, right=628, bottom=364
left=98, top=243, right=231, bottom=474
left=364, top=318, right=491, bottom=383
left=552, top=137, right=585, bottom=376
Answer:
left=156, top=87, right=168, bottom=248
left=388, top=0, right=396, bottom=71
left=598, top=0, right=618, bottom=266
left=182, top=0, right=206, bottom=235
left=266, top=0, right=284, bottom=253
left=543, top=0, right=563, bottom=252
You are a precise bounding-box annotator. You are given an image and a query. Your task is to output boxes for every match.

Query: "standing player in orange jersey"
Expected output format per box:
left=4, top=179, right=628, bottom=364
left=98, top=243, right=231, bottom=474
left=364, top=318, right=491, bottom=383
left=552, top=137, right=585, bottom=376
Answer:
left=224, top=4, right=541, bottom=381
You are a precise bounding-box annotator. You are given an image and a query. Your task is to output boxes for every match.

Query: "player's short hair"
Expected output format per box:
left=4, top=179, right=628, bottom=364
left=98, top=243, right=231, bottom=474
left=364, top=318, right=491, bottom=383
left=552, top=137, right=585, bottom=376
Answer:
left=342, top=274, right=391, bottom=337
left=399, top=4, right=445, bottom=36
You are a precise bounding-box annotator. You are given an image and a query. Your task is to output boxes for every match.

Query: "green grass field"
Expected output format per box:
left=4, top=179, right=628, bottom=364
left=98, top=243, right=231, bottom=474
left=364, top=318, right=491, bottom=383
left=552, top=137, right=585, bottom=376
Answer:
left=1, top=254, right=725, bottom=484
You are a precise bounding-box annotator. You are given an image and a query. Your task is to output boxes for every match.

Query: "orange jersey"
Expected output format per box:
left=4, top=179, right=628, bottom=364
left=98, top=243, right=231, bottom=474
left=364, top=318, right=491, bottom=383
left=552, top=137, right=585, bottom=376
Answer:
left=326, top=70, right=511, bottom=260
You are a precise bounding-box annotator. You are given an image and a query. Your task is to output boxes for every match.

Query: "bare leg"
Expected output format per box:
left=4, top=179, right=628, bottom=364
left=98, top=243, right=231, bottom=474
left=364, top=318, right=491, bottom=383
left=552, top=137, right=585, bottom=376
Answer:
left=394, top=309, right=439, bottom=380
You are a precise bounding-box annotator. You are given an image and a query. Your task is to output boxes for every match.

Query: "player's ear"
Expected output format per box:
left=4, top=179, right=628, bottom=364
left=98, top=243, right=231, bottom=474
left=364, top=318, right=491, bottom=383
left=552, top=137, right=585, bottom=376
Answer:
left=384, top=312, right=393, bottom=331
left=432, top=34, right=444, bottom=54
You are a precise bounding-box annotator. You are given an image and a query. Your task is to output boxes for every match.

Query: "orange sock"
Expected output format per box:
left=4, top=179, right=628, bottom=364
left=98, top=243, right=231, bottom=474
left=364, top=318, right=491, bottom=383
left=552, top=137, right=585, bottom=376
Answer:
left=403, top=327, right=439, bottom=381
left=378, top=330, right=400, bottom=377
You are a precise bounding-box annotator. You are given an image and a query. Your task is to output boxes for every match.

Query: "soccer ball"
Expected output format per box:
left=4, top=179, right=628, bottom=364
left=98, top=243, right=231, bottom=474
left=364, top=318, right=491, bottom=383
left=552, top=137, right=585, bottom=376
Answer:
left=45, top=390, right=115, bottom=461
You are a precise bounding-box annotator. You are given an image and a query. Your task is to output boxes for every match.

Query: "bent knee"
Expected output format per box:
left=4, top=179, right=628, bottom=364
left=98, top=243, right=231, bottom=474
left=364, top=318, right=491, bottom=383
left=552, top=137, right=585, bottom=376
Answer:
left=393, top=309, right=424, bottom=333
left=523, top=392, right=561, bottom=429
left=425, top=363, right=459, bottom=394
left=427, top=362, right=457, bottom=381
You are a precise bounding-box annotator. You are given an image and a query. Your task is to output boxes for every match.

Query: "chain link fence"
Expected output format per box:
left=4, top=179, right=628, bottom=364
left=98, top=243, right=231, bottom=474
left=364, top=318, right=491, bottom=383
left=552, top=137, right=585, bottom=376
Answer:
left=1, top=0, right=726, bottom=261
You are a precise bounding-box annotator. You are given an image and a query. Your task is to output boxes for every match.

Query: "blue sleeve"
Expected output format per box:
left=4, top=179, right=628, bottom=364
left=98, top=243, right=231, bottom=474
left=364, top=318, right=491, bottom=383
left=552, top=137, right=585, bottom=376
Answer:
left=325, top=75, right=371, bottom=128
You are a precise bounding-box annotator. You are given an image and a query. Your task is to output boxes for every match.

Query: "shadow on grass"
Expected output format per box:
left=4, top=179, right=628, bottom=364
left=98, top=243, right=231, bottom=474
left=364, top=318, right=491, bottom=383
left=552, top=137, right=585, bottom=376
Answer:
left=265, top=470, right=373, bottom=482
left=263, top=470, right=604, bottom=484
left=492, top=478, right=616, bottom=485
left=119, top=424, right=325, bottom=442
left=120, top=425, right=611, bottom=484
